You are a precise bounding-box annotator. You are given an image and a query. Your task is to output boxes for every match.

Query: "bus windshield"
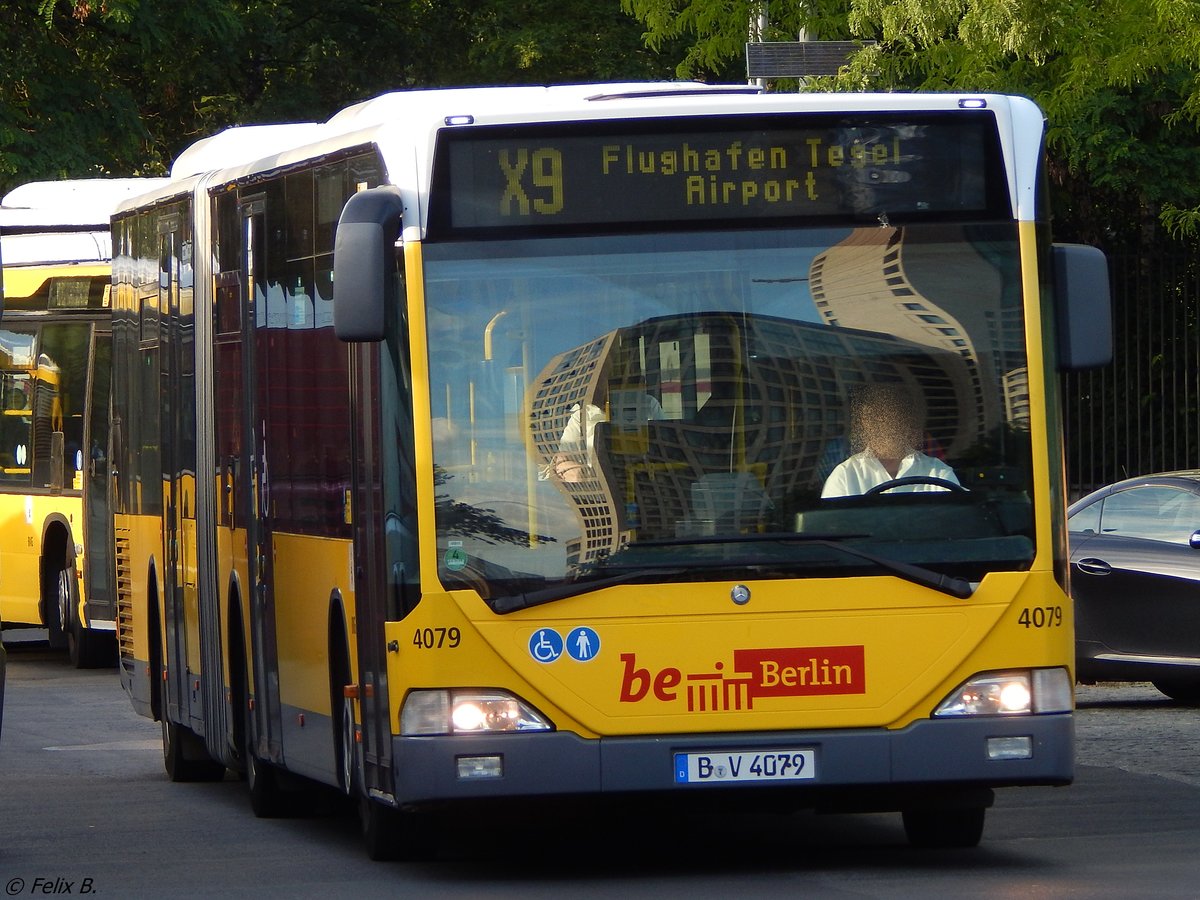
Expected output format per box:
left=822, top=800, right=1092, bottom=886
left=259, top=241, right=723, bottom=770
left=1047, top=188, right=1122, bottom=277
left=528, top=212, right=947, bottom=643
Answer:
left=423, top=222, right=1033, bottom=605
left=0, top=323, right=90, bottom=488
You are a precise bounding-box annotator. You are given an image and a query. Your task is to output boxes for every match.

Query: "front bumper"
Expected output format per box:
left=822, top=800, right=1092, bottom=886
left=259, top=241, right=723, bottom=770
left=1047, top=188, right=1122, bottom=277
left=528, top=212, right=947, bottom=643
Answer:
left=391, top=713, right=1072, bottom=808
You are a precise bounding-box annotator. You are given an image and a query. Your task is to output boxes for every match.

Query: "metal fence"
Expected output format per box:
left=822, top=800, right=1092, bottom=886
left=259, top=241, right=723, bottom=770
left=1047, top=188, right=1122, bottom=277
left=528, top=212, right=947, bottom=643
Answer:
left=1062, top=249, right=1200, bottom=500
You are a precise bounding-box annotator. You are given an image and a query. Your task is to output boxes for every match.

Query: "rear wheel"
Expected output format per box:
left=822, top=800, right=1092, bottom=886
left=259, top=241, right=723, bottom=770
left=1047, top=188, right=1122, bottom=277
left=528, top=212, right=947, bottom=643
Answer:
left=241, top=674, right=287, bottom=817
left=902, top=806, right=986, bottom=848
left=59, top=565, right=115, bottom=669
left=161, top=715, right=225, bottom=783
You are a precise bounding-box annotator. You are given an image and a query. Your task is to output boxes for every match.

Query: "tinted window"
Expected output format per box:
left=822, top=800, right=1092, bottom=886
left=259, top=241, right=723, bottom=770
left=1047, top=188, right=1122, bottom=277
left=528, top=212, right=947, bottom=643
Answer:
left=1100, top=486, right=1200, bottom=544
left=1068, top=500, right=1101, bottom=534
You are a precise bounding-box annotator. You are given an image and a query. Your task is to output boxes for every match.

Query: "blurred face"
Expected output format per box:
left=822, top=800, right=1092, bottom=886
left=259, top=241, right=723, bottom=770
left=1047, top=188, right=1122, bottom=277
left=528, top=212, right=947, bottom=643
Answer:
left=857, top=400, right=921, bottom=459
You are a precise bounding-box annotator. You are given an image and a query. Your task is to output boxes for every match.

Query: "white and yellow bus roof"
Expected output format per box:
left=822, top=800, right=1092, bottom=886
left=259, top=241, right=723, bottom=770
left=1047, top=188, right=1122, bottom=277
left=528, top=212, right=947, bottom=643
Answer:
left=115, top=83, right=1047, bottom=231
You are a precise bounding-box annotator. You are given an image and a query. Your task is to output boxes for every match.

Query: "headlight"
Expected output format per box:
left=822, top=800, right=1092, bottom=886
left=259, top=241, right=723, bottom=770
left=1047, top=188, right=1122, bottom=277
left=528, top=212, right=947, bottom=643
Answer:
left=933, top=667, right=1072, bottom=717
left=400, top=689, right=553, bottom=735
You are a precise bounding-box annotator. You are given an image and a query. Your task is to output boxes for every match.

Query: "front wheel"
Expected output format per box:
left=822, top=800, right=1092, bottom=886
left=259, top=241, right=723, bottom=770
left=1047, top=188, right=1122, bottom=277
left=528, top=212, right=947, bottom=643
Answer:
left=338, top=691, right=358, bottom=797
left=44, top=564, right=70, bottom=650
left=360, top=797, right=437, bottom=862
left=902, top=806, right=986, bottom=848
left=1152, top=678, right=1200, bottom=704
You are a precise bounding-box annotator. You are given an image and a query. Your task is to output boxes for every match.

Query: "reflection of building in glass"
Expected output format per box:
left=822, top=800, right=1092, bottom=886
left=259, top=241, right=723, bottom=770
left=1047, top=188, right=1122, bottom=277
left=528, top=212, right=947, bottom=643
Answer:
left=528, top=331, right=621, bottom=571
left=529, top=312, right=970, bottom=571
left=809, top=226, right=1027, bottom=451
left=1003, top=366, right=1029, bottom=425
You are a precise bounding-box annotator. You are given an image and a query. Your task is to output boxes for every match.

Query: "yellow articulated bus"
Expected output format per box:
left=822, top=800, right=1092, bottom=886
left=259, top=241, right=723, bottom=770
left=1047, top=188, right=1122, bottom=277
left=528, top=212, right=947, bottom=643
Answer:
left=111, top=84, right=1111, bottom=858
left=0, top=179, right=164, bottom=666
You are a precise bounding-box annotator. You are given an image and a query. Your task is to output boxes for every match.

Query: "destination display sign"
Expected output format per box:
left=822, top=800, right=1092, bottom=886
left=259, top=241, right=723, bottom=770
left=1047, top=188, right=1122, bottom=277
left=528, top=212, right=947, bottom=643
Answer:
left=432, top=113, right=1007, bottom=235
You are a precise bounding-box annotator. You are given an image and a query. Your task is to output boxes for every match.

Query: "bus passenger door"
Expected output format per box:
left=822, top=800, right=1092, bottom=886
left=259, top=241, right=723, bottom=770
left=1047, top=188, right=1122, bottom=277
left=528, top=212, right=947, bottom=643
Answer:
left=82, top=327, right=115, bottom=633
left=157, top=217, right=193, bottom=728
left=241, top=200, right=283, bottom=762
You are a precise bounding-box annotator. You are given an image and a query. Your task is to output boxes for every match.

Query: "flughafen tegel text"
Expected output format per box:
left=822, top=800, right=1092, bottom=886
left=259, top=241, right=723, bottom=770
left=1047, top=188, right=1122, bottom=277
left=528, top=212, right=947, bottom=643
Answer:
left=601, top=136, right=903, bottom=206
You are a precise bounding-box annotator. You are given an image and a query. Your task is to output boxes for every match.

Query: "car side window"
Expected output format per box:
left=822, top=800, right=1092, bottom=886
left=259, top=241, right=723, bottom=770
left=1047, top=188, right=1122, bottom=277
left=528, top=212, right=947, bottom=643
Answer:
left=1068, top=500, right=1101, bottom=534
left=1100, top=487, right=1200, bottom=544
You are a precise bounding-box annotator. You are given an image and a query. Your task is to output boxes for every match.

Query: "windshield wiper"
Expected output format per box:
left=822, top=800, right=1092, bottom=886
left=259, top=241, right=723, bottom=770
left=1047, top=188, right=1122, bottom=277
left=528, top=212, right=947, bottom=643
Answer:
left=629, top=532, right=976, bottom=600
left=490, top=532, right=975, bottom=613
left=490, top=568, right=686, bottom=614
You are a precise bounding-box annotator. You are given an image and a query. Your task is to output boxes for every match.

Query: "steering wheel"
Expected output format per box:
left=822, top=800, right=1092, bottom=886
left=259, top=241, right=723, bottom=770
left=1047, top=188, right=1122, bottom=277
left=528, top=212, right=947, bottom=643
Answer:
left=863, top=475, right=968, bottom=495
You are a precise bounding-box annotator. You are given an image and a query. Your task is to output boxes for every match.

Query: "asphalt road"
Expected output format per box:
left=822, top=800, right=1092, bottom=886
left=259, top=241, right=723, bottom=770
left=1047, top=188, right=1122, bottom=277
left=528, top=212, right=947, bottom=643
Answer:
left=2, top=638, right=1199, bottom=898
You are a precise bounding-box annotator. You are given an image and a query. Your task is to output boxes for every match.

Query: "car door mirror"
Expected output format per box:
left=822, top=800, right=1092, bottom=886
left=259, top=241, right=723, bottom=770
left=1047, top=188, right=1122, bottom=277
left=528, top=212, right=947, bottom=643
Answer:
left=1190, top=530, right=1200, bottom=549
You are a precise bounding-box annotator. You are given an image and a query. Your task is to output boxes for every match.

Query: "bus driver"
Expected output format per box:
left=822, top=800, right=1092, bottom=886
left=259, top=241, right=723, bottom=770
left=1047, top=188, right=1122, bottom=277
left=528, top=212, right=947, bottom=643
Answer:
left=821, top=382, right=960, bottom=498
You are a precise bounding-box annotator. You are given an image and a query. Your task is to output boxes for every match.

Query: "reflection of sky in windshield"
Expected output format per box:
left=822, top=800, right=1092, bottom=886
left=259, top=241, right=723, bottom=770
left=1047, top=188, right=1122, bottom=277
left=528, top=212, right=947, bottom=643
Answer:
left=424, top=231, right=832, bottom=383
left=422, top=224, right=1031, bottom=596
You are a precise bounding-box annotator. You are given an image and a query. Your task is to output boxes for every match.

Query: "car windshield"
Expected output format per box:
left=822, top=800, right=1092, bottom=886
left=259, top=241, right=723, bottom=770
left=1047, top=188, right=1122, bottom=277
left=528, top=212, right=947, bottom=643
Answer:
left=423, top=223, right=1035, bottom=605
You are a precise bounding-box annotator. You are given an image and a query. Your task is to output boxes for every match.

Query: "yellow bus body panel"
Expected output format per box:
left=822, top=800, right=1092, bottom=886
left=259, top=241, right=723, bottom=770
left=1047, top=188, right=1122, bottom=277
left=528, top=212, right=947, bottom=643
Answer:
left=386, top=570, right=1070, bottom=738
left=0, top=493, right=85, bottom=627
left=272, top=532, right=356, bottom=718
left=2, top=264, right=109, bottom=300
left=0, top=261, right=111, bottom=631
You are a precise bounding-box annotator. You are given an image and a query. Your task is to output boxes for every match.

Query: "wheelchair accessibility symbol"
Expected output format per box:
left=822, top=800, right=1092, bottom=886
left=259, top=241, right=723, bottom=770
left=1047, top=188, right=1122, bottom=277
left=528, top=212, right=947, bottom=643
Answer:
left=528, top=628, right=564, bottom=663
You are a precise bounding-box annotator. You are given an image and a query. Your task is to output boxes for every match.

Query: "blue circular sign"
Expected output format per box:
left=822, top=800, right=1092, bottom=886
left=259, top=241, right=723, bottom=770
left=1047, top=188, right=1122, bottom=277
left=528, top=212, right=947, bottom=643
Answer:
left=566, top=626, right=601, bottom=662
left=528, top=628, right=564, bottom=663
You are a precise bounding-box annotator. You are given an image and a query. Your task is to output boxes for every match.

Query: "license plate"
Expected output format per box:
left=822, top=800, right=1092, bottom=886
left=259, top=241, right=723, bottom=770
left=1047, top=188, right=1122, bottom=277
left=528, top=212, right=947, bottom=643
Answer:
left=674, top=748, right=816, bottom=784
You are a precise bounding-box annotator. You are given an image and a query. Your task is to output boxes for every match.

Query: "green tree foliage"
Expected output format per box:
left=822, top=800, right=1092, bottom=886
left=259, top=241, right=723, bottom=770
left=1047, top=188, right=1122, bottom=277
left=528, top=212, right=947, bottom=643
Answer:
left=0, top=2, right=154, bottom=185
left=0, top=0, right=680, bottom=195
left=621, top=0, right=853, bottom=78
left=623, top=0, right=1200, bottom=247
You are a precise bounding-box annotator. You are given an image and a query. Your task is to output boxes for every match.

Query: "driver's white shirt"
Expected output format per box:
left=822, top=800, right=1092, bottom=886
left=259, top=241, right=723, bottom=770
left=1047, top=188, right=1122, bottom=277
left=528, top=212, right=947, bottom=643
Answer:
left=821, top=451, right=960, bottom=498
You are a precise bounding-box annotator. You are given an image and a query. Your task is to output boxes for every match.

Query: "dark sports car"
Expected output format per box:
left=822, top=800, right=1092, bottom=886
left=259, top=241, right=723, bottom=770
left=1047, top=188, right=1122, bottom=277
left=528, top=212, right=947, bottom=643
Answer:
left=1068, top=471, right=1200, bottom=702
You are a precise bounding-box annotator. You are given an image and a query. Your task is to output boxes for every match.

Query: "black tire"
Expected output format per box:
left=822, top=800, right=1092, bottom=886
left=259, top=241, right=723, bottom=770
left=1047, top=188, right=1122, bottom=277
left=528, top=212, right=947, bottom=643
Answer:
left=242, top=675, right=287, bottom=817
left=361, top=797, right=403, bottom=861
left=1152, top=678, right=1200, bottom=704
left=44, top=563, right=69, bottom=650
left=330, top=623, right=356, bottom=798
left=902, top=806, right=986, bottom=848
left=161, top=715, right=225, bottom=783
left=63, top=564, right=116, bottom=669
left=360, top=797, right=436, bottom=862
left=338, top=690, right=358, bottom=798
left=68, top=617, right=116, bottom=669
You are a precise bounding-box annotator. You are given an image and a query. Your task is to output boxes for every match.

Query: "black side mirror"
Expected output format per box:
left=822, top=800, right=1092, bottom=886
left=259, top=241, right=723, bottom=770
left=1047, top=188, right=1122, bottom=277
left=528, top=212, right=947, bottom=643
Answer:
left=1053, top=243, right=1113, bottom=371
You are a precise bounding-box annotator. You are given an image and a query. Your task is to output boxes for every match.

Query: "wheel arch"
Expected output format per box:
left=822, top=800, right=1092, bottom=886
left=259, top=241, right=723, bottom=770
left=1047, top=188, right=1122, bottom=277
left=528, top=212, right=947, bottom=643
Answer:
left=38, top=514, right=75, bottom=626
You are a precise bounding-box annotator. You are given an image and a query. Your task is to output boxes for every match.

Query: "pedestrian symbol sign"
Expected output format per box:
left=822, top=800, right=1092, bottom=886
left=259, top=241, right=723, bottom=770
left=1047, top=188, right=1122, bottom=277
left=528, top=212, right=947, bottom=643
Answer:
left=566, top=626, right=600, bottom=662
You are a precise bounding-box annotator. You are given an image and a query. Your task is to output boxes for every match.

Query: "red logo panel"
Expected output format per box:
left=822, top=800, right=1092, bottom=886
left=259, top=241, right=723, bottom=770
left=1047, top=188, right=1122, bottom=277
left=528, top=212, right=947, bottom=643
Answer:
left=736, top=646, right=866, bottom=699
left=619, top=646, right=866, bottom=711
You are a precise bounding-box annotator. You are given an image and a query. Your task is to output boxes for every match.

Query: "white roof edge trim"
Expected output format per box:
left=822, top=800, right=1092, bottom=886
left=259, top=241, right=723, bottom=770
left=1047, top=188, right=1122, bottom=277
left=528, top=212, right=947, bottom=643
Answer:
left=170, top=123, right=325, bottom=179
left=324, top=82, right=757, bottom=133
left=2, top=231, right=111, bottom=266
left=1, top=178, right=170, bottom=228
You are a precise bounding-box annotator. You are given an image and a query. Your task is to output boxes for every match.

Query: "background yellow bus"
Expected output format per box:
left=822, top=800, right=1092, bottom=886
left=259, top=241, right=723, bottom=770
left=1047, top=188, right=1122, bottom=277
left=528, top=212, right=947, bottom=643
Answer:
left=0, top=178, right=164, bottom=666
left=111, top=85, right=1111, bottom=857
